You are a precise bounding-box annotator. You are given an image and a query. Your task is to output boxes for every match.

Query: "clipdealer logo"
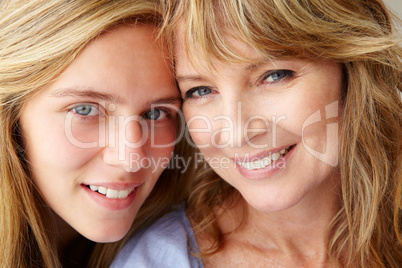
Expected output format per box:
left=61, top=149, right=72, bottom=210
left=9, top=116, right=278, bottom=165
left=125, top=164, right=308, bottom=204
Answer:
left=63, top=101, right=339, bottom=169
left=301, top=101, right=339, bottom=167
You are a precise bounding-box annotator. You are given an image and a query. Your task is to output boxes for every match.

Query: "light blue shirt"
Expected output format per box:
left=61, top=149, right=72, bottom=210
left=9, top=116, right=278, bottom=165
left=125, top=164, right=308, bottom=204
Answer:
left=111, top=205, right=204, bottom=268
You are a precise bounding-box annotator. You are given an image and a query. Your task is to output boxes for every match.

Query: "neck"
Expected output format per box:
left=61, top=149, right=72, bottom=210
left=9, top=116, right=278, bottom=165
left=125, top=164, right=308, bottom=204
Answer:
left=218, top=174, right=342, bottom=260
left=52, top=212, right=95, bottom=266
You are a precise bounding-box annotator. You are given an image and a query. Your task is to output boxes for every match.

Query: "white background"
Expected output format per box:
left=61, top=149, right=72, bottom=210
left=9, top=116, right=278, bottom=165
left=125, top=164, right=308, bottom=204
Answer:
left=384, top=0, right=402, bottom=17
left=384, top=0, right=402, bottom=33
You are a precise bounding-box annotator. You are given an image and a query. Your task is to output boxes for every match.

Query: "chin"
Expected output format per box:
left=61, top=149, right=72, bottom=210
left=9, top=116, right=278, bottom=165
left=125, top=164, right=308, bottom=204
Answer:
left=80, top=222, right=133, bottom=243
left=84, top=230, right=129, bottom=243
left=245, top=191, right=305, bottom=213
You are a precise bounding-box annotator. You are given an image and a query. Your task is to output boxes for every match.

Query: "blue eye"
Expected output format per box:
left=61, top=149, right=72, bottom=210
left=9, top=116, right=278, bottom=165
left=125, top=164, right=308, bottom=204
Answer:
left=72, top=104, right=99, bottom=116
left=263, top=70, right=294, bottom=83
left=143, top=109, right=167, bottom=120
left=185, top=86, right=213, bottom=99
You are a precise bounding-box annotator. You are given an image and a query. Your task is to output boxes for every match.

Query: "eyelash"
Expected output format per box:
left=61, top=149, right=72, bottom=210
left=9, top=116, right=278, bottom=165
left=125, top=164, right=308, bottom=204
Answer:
left=142, top=108, right=171, bottom=122
left=184, top=86, right=216, bottom=100
left=70, top=104, right=173, bottom=123
left=70, top=103, right=104, bottom=121
left=260, top=69, right=295, bottom=84
left=183, top=69, right=295, bottom=100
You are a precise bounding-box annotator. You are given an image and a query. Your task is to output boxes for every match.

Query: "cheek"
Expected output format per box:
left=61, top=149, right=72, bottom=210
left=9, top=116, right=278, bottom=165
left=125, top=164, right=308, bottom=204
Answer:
left=148, top=144, right=175, bottom=160
left=274, top=87, right=340, bottom=133
left=144, top=144, right=175, bottom=178
left=277, top=93, right=340, bottom=168
left=68, top=117, right=102, bottom=145
left=24, top=120, right=99, bottom=176
left=184, top=109, right=214, bottom=146
left=150, top=123, right=177, bottom=147
left=189, top=131, right=213, bottom=148
left=145, top=123, right=177, bottom=166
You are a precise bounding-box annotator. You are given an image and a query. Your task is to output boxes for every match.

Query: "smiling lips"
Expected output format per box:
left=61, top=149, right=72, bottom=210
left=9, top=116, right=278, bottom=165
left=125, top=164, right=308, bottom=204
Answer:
left=86, top=146, right=293, bottom=199
left=237, top=145, right=293, bottom=170
left=87, top=185, right=135, bottom=199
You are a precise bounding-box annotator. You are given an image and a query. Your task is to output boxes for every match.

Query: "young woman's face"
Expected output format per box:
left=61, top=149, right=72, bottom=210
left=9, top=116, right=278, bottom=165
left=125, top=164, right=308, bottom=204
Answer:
left=20, top=25, right=180, bottom=242
left=175, top=35, right=342, bottom=213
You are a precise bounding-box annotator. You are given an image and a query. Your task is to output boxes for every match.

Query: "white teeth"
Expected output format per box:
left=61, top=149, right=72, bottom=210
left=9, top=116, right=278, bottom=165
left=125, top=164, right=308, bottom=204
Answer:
left=89, top=185, right=99, bottom=191
left=239, top=155, right=273, bottom=170
left=271, top=152, right=280, bottom=161
left=88, top=185, right=135, bottom=199
left=106, top=189, right=119, bottom=198
left=98, top=186, right=107, bottom=195
left=238, top=146, right=291, bottom=170
left=263, top=157, right=272, bottom=166
left=118, top=190, right=129, bottom=199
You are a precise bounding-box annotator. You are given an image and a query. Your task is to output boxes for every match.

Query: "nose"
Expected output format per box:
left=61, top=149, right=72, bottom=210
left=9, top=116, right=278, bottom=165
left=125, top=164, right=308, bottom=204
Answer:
left=244, top=115, right=270, bottom=145
left=102, top=115, right=148, bottom=172
left=215, top=97, right=270, bottom=148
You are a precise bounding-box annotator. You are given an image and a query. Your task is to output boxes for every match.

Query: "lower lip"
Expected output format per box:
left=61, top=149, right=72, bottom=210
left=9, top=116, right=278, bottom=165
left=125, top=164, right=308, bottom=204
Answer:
left=82, top=185, right=138, bottom=211
left=236, top=145, right=296, bottom=180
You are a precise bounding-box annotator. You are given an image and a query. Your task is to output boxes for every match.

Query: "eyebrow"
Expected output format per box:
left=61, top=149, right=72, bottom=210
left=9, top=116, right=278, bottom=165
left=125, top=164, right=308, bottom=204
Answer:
left=175, top=75, right=206, bottom=83
left=147, top=96, right=182, bottom=106
left=245, top=62, right=264, bottom=71
left=50, top=87, right=126, bottom=104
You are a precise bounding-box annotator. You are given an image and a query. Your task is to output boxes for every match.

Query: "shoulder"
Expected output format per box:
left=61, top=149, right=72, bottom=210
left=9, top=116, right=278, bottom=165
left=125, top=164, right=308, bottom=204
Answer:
left=111, top=205, right=203, bottom=268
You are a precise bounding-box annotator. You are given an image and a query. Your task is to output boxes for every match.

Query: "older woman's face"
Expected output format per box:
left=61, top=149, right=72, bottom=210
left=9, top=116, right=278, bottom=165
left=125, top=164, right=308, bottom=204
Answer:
left=175, top=34, right=342, bottom=213
left=20, top=25, right=180, bottom=242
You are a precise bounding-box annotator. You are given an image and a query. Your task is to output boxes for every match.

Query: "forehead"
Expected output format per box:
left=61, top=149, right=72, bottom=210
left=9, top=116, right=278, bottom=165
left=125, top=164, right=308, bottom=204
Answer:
left=86, top=24, right=159, bottom=58
left=61, top=24, right=171, bottom=84
left=39, top=23, right=177, bottom=107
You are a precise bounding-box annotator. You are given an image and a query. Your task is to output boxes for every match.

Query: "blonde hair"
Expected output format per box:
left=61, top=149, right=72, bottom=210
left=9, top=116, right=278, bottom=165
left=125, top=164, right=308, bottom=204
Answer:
left=0, top=0, right=189, bottom=267
left=161, top=0, right=402, bottom=267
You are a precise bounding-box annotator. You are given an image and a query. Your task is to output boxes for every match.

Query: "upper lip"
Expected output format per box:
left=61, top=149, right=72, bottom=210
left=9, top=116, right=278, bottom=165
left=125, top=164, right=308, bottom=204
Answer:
left=230, top=144, right=294, bottom=163
left=82, top=182, right=143, bottom=190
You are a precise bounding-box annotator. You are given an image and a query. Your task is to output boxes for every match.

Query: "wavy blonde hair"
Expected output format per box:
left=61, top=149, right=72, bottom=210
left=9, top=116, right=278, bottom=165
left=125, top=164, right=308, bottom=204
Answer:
left=161, top=0, right=402, bottom=267
left=0, top=0, right=190, bottom=267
